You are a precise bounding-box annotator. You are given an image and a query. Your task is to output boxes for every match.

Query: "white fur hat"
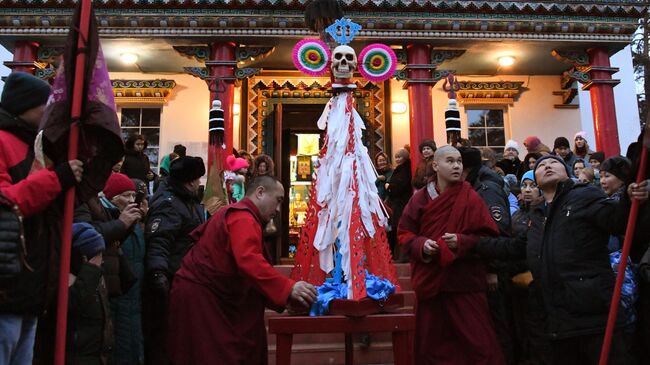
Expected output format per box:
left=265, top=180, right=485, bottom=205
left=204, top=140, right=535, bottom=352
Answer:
left=504, top=139, right=519, bottom=151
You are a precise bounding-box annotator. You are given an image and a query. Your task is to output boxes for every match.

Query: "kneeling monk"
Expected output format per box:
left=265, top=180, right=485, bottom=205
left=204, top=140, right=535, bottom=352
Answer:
left=168, top=175, right=317, bottom=365
left=398, top=146, right=505, bottom=365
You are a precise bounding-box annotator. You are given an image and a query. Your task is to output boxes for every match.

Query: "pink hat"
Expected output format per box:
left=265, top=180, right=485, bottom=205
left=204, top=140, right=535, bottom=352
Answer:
left=103, top=173, right=136, bottom=200
left=574, top=131, right=587, bottom=140
left=523, top=136, right=541, bottom=150
left=226, top=155, right=249, bottom=172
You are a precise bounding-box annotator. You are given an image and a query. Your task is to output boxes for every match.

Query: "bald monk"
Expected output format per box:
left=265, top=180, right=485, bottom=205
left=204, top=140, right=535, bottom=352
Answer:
left=398, top=146, right=505, bottom=365
left=167, top=175, right=317, bottom=365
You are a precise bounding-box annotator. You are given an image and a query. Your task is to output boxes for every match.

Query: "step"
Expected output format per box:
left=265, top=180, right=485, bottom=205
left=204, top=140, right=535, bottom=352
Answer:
left=266, top=329, right=394, bottom=346
left=268, top=341, right=396, bottom=365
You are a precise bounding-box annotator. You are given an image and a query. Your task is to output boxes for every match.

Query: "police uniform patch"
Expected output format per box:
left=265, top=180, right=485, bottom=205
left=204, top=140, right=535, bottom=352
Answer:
left=150, top=218, right=161, bottom=233
left=490, top=206, right=503, bottom=222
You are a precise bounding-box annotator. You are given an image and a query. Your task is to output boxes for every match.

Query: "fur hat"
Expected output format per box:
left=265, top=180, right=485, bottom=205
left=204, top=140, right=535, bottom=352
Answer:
left=505, top=140, right=519, bottom=152
left=458, top=147, right=482, bottom=171
left=103, top=173, right=136, bottom=200
left=553, top=137, right=571, bottom=150
left=533, top=155, right=571, bottom=181
left=418, top=139, right=437, bottom=154
left=170, top=156, right=206, bottom=182
left=0, top=72, right=51, bottom=116
left=601, top=156, right=633, bottom=184
left=72, top=222, right=105, bottom=259
left=574, top=131, right=587, bottom=141
left=523, top=136, right=541, bottom=150
left=226, top=155, right=249, bottom=172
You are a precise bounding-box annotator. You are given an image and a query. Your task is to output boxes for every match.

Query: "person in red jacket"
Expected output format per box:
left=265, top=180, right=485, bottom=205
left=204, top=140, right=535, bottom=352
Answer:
left=398, top=145, right=504, bottom=365
left=0, top=72, right=83, bottom=365
left=168, top=175, right=317, bottom=365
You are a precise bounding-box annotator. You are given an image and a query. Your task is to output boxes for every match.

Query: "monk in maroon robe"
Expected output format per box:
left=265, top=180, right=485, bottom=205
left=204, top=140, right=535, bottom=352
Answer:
left=398, top=146, right=505, bottom=365
left=167, top=176, right=317, bottom=365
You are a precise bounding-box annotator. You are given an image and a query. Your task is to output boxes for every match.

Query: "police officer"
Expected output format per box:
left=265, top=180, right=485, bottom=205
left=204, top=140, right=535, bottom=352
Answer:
left=459, top=146, right=515, bottom=364
left=142, top=156, right=205, bottom=365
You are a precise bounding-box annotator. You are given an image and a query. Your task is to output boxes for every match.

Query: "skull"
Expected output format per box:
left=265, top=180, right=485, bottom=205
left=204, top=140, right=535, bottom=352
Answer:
left=331, top=45, right=357, bottom=80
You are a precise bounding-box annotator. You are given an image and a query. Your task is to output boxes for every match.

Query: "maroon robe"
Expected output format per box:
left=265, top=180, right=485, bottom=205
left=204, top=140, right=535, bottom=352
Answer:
left=398, top=181, right=505, bottom=365
left=168, top=198, right=294, bottom=365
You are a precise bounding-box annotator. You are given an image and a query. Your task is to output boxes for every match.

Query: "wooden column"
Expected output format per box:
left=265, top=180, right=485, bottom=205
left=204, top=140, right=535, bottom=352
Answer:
left=587, top=47, right=620, bottom=157
left=207, top=42, right=237, bottom=158
left=5, top=41, right=40, bottom=74
left=406, top=44, right=434, bottom=172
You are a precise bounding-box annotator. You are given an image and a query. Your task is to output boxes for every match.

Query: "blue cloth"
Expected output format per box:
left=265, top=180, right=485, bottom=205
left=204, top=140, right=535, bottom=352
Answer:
left=0, top=314, right=37, bottom=365
left=610, top=251, right=638, bottom=328
left=309, top=272, right=396, bottom=316
left=508, top=193, right=519, bottom=217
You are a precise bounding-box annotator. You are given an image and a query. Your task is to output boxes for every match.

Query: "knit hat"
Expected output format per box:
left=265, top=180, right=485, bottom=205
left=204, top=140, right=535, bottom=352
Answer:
left=601, top=156, right=633, bottom=184
left=590, top=151, right=605, bottom=164
left=574, top=131, right=587, bottom=141
left=419, top=139, right=437, bottom=154
left=523, top=136, right=541, bottom=150
left=505, top=139, right=519, bottom=152
left=521, top=170, right=535, bottom=184
left=533, top=155, right=571, bottom=181
left=458, top=147, right=482, bottom=170
left=103, top=173, right=136, bottom=200
left=173, top=144, right=187, bottom=157
left=170, top=156, right=206, bottom=183
left=553, top=137, right=571, bottom=150
left=72, top=222, right=105, bottom=258
left=226, top=155, right=249, bottom=172
left=0, top=72, right=51, bottom=116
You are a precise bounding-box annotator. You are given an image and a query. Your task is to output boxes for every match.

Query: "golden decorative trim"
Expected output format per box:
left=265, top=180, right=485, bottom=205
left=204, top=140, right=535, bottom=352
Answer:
left=112, top=79, right=176, bottom=104
left=459, top=98, right=514, bottom=105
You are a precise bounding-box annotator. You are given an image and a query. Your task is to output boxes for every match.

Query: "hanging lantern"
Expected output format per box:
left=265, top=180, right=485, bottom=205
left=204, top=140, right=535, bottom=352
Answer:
left=203, top=98, right=228, bottom=215
left=443, top=73, right=461, bottom=145
left=209, top=98, right=225, bottom=148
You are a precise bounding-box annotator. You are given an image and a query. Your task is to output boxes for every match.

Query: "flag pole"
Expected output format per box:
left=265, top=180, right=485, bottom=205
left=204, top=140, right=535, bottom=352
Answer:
left=54, top=0, right=93, bottom=364
left=599, top=121, right=649, bottom=365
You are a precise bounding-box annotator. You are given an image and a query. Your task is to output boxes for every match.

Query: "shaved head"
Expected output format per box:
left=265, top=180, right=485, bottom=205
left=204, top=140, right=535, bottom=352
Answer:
left=246, top=175, right=282, bottom=196
left=434, top=145, right=460, bottom=161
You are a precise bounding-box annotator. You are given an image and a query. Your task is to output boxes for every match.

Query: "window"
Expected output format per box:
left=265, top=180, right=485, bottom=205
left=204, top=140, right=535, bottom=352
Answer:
left=467, top=109, right=506, bottom=158
left=120, top=108, right=162, bottom=173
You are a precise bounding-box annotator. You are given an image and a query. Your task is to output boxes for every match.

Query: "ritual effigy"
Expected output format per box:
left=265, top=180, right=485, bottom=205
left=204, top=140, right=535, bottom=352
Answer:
left=289, top=17, right=400, bottom=314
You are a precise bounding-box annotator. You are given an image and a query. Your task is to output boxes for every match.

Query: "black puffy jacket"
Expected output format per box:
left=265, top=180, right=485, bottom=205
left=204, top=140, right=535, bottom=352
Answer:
left=470, top=165, right=511, bottom=235
left=478, top=179, right=630, bottom=339
left=144, top=179, right=204, bottom=279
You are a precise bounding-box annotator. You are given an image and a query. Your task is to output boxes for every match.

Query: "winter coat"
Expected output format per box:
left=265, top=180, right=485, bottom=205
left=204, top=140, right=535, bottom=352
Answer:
left=121, top=147, right=151, bottom=184
left=375, top=167, right=393, bottom=201
left=145, top=179, right=204, bottom=279
left=469, top=165, right=511, bottom=234
left=109, top=223, right=145, bottom=365
left=556, top=151, right=579, bottom=175
left=67, top=263, right=113, bottom=365
left=0, top=107, right=74, bottom=315
left=478, top=180, right=631, bottom=339
left=496, top=157, right=521, bottom=177
left=385, top=161, right=412, bottom=229
left=412, top=156, right=433, bottom=190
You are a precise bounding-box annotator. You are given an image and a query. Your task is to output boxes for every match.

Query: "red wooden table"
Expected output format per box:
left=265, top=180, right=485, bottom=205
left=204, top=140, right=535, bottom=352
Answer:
left=268, top=313, right=415, bottom=365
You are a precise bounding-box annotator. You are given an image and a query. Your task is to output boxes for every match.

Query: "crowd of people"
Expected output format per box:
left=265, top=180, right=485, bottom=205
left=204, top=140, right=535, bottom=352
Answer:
left=1, top=71, right=649, bottom=365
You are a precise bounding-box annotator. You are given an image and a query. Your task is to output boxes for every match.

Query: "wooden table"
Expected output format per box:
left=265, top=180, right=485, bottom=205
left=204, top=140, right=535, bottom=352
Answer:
left=268, top=313, right=415, bottom=365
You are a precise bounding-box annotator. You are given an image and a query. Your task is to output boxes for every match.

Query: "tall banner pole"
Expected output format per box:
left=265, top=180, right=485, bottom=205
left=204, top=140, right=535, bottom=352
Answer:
left=54, top=0, right=92, bottom=364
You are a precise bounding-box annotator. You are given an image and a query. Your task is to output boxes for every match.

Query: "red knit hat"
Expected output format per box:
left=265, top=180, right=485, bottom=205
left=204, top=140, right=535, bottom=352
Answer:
left=523, top=136, right=541, bottom=150
left=226, top=155, right=249, bottom=172
left=103, top=173, right=136, bottom=200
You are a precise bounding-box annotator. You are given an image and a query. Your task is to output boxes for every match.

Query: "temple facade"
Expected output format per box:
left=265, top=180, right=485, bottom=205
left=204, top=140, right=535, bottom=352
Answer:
left=0, top=0, right=644, bottom=258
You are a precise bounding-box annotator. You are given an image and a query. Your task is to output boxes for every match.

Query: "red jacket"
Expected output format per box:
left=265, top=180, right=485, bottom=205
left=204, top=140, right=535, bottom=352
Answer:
left=0, top=107, right=73, bottom=315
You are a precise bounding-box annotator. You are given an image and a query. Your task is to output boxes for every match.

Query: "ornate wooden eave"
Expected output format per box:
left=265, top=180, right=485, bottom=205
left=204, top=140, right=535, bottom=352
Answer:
left=0, top=2, right=640, bottom=42
left=457, top=81, right=526, bottom=104
left=112, top=79, right=176, bottom=104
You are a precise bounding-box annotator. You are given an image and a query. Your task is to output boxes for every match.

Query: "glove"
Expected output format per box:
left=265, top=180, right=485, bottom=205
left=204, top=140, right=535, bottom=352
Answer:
left=150, top=271, right=170, bottom=295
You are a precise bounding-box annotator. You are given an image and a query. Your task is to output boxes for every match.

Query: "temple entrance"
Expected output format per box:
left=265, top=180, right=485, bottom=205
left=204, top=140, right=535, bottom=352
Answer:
left=274, top=103, right=326, bottom=264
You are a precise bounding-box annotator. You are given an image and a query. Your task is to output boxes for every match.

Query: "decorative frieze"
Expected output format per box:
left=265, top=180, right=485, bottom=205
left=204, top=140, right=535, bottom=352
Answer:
left=456, top=81, right=526, bottom=104
left=111, top=79, right=177, bottom=104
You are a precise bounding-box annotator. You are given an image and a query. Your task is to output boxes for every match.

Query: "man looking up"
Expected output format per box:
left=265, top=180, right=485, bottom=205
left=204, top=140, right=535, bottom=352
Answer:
left=167, top=175, right=317, bottom=365
left=398, top=145, right=505, bottom=365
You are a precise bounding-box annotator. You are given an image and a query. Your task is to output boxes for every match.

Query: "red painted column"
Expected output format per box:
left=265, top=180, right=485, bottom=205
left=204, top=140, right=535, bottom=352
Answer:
left=587, top=48, right=620, bottom=157
left=406, top=44, right=434, bottom=173
left=207, top=42, right=236, bottom=163
left=5, top=41, right=39, bottom=74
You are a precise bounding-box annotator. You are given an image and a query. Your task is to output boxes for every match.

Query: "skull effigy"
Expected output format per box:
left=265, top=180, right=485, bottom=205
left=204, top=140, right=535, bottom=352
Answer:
left=331, top=45, right=357, bottom=80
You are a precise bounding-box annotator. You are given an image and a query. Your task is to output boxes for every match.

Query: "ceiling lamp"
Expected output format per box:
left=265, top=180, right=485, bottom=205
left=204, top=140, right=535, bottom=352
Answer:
left=120, top=52, right=138, bottom=64
left=498, top=56, right=515, bottom=67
